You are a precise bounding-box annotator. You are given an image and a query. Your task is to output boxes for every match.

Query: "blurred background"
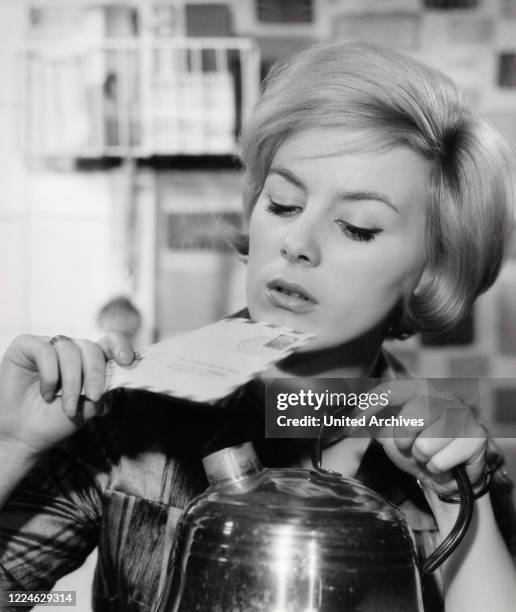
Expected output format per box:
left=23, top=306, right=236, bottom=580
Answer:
left=1, top=0, right=516, bottom=608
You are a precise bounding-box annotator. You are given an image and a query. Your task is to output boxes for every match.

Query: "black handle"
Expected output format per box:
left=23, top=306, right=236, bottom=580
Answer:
left=421, top=465, right=474, bottom=575
left=311, top=434, right=475, bottom=575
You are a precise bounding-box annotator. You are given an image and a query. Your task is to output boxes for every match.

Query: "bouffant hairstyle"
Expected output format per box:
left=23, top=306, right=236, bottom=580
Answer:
left=235, top=40, right=514, bottom=339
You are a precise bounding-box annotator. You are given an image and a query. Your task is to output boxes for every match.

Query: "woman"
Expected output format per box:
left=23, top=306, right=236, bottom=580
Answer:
left=0, top=41, right=515, bottom=611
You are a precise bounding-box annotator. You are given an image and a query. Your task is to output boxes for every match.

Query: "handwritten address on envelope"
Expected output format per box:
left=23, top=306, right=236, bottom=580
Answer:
left=104, top=318, right=314, bottom=404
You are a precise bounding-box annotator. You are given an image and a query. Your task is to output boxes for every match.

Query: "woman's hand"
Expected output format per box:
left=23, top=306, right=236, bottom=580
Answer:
left=0, top=333, right=135, bottom=463
left=366, top=380, right=487, bottom=497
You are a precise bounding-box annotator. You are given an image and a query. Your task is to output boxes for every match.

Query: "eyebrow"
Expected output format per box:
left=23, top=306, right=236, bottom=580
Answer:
left=268, top=165, right=399, bottom=214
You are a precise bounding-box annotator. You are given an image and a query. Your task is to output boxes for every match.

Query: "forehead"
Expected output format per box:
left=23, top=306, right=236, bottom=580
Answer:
left=275, top=127, right=390, bottom=161
left=268, top=128, right=431, bottom=213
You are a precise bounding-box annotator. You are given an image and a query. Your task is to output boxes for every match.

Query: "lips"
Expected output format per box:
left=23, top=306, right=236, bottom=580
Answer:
left=265, top=278, right=317, bottom=313
left=267, top=279, right=316, bottom=302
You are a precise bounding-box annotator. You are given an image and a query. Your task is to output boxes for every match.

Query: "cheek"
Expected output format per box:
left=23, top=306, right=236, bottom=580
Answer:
left=371, top=230, right=426, bottom=283
left=246, top=209, right=270, bottom=286
left=327, top=242, right=423, bottom=309
left=247, top=207, right=279, bottom=263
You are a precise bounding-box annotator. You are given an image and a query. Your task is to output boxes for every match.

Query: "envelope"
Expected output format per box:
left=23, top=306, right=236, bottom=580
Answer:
left=104, top=317, right=314, bottom=404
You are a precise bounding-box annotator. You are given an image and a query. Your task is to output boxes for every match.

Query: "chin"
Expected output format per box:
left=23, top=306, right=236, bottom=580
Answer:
left=297, top=334, right=351, bottom=352
left=250, top=301, right=309, bottom=331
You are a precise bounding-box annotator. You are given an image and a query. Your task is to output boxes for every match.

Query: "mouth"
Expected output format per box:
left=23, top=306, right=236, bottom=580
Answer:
left=265, top=278, right=318, bottom=313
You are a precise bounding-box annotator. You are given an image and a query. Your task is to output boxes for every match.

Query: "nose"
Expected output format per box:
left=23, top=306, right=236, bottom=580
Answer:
left=280, top=217, right=321, bottom=267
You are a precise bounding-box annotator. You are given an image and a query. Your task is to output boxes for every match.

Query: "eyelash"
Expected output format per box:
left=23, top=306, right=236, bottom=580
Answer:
left=265, top=200, right=382, bottom=243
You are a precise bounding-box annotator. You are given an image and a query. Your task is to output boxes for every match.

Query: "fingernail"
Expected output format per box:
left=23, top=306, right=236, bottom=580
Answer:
left=118, top=350, right=132, bottom=364
left=426, top=461, right=439, bottom=473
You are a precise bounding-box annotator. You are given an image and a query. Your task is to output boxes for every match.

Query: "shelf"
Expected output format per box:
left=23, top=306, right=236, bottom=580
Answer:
left=20, top=37, right=260, bottom=160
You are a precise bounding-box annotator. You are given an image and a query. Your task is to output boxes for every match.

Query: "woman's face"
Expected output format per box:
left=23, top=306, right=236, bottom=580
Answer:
left=246, top=128, right=430, bottom=350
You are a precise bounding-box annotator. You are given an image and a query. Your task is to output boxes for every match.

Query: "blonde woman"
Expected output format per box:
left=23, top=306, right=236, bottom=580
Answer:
left=0, top=41, right=515, bottom=611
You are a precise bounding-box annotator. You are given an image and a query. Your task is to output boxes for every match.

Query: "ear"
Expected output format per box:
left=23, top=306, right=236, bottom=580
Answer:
left=413, top=267, right=433, bottom=297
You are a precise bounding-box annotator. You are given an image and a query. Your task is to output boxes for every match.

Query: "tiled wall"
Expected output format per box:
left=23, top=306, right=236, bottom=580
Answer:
left=325, top=0, right=516, bottom=479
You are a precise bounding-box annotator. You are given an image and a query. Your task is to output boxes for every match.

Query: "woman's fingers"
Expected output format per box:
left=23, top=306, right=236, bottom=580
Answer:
left=97, top=332, right=135, bottom=365
left=412, top=438, right=453, bottom=465
left=8, top=335, right=60, bottom=402
left=51, top=338, right=84, bottom=418
left=36, top=343, right=60, bottom=403
left=75, top=339, right=107, bottom=404
left=37, top=333, right=135, bottom=418
left=426, top=436, right=487, bottom=475
left=371, top=388, right=444, bottom=453
left=369, top=379, right=489, bottom=493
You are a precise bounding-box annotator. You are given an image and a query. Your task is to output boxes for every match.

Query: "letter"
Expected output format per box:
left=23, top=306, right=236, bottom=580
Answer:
left=358, top=392, right=370, bottom=410
left=323, top=414, right=333, bottom=427
left=368, top=393, right=379, bottom=407
left=329, top=392, right=347, bottom=407
left=314, top=392, right=325, bottom=411
left=288, top=393, right=299, bottom=406
left=277, top=415, right=287, bottom=426
left=277, top=393, right=288, bottom=410
left=379, top=392, right=390, bottom=407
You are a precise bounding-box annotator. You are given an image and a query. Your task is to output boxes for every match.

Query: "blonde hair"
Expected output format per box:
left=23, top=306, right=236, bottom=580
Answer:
left=237, top=40, right=514, bottom=339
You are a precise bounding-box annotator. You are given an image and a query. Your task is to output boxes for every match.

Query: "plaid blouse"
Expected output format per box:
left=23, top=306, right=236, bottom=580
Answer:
left=0, top=351, right=514, bottom=612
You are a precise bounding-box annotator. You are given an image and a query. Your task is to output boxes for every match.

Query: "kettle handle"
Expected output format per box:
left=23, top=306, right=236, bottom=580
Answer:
left=420, top=465, right=474, bottom=575
left=311, top=437, right=475, bottom=575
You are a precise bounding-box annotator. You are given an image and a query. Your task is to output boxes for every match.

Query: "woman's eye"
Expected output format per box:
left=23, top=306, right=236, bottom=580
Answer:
left=265, top=199, right=301, bottom=216
left=335, top=220, right=382, bottom=243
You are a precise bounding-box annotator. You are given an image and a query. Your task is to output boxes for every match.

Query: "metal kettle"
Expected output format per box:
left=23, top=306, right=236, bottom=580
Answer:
left=156, top=442, right=473, bottom=612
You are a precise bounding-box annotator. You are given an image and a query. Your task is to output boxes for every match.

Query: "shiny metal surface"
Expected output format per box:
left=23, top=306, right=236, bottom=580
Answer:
left=157, top=444, right=424, bottom=612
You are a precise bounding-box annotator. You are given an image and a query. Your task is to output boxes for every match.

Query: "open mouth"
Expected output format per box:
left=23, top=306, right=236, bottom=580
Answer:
left=272, top=286, right=310, bottom=301
left=267, top=279, right=316, bottom=302
left=265, top=279, right=317, bottom=312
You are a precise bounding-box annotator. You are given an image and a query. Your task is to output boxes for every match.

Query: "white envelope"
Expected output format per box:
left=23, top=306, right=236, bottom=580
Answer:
left=104, top=317, right=314, bottom=404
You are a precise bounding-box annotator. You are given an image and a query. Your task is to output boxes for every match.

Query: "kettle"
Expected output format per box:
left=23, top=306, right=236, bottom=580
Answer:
left=155, top=440, right=473, bottom=611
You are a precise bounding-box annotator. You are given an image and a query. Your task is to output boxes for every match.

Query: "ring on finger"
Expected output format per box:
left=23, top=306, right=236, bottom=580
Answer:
left=49, top=334, right=73, bottom=346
